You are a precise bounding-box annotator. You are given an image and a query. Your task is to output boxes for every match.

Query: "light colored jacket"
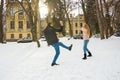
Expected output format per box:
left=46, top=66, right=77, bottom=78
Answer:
left=81, top=27, right=90, bottom=40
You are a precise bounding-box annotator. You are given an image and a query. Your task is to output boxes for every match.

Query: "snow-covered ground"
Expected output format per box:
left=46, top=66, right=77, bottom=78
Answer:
left=0, top=36, right=120, bottom=80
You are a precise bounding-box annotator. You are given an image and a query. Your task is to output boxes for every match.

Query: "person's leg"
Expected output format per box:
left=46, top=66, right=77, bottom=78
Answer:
left=85, top=40, right=92, bottom=57
left=83, top=40, right=88, bottom=54
left=85, top=40, right=90, bottom=52
left=58, top=42, right=72, bottom=50
left=52, top=43, right=60, bottom=65
left=58, top=42, right=69, bottom=49
left=83, top=40, right=89, bottom=59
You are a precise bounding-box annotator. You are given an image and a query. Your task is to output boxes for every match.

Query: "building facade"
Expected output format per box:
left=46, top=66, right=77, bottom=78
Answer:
left=6, top=0, right=41, bottom=41
left=65, top=14, right=85, bottom=36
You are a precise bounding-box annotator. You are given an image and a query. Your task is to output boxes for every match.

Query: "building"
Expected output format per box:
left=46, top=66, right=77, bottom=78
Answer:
left=6, top=0, right=41, bottom=41
left=65, top=14, right=85, bottom=36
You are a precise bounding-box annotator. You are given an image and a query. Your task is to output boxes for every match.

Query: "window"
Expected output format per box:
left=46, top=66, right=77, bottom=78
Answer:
left=27, top=21, right=30, bottom=29
left=75, top=30, right=78, bottom=34
left=10, top=7, right=14, bottom=16
left=27, top=34, right=30, bottom=37
left=11, top=34, right=14, bottom=39
left=19, top=34, right=22, bottom=38
left=18, top=21, right=23, bottom=29
left=80, top=23, right=83, bottom=27
left=10, top=21, right=14, bottom=29
left=18, top=7, right=23, bottom=16
left=80, top=30, right=83, bottom=34
left=75, top=23, right=78, bottom=27
left=80, top=16, right=82, bottom=20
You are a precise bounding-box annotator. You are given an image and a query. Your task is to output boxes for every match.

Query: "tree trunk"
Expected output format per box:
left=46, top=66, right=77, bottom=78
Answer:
left=95, top=0, right=104, bottom=39
left=81, top=0, right=88, bottom=23
left=0, top=0, right=4, bottom=43
left=16, top=0, right=40, bottom=47
left=114, top=1, right=120, bottom=33
left=63, top=0, right=73, bottom=37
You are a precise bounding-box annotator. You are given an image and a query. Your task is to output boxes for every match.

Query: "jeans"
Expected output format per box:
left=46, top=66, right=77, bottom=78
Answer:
left=83, top=40, right=90, bottom=54
left=52, top=42, right=69, bottom=64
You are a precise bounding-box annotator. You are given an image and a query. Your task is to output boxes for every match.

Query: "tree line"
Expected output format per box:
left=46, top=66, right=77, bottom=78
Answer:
left=45, top=0, right=120, bottom=39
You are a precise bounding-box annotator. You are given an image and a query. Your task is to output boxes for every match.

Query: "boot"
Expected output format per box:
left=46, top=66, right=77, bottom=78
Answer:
left=51, top=63, right=59, bottom=66
left=88, top=51, right=92, bottom=57
left=82, top=54, right=87, bottom=60
left=69, top=44, right=73, bottom=51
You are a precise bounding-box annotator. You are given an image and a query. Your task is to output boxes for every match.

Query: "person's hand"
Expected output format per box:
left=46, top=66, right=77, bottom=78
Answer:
left=59, top=20, right=63, bottom=26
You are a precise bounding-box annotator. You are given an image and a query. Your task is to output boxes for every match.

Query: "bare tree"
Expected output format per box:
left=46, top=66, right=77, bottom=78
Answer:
left=63, top=0, right=73, bottom=37
left=95, top=0, right=115, bottom=39
left=0, top=0, right=4, bottom=43
left=45, top=0, right=78, bottom=37
left=80, top=0, right=99, bottom=36
left=45, top=0, right=66, bottom=36
left=16, top=0, right=40, bottom=47
left=80, top=0, right=115, bottom=39
left=102, top=0, right=114, bottom=38
left=112, top=0, right=120, bottom=33
left=95, top=0, right=105, bottom=39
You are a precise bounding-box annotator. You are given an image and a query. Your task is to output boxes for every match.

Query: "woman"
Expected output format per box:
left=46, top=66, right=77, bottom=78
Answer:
left=81, top=23, right=92, bottom=60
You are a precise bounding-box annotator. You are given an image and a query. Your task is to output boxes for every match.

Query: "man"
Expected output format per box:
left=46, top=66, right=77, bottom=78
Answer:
left=44, top=21, right=73, bottom=66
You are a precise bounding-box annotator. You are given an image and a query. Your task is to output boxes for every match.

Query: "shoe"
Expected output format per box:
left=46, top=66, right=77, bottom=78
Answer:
left=69, top=44, right=73, bottom=51
left=82, top=54, right=87, bottom=60
left=51, top=63, right=59, bottom=66
left=88, top=51, right=92, bottom=57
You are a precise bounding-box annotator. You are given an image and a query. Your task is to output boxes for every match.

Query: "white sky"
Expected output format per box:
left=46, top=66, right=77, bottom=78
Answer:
left=39, top=0, right=48, bottom=18
left=39, top=0, right=83, bottom=18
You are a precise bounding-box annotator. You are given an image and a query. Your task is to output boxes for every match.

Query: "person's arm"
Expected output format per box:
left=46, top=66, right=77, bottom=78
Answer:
left=52, top=20, right=64, bottom=32
left=52, top=26, right=63, bottom=32
left=43, top=28, right=50, bottom=46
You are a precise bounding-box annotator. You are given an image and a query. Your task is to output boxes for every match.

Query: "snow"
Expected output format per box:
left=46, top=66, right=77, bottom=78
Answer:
left=0, top=36, right=120, bottom=80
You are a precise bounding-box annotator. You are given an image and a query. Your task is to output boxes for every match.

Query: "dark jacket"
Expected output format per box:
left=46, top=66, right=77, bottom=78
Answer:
left=44, top=25, right=63, bottom=45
